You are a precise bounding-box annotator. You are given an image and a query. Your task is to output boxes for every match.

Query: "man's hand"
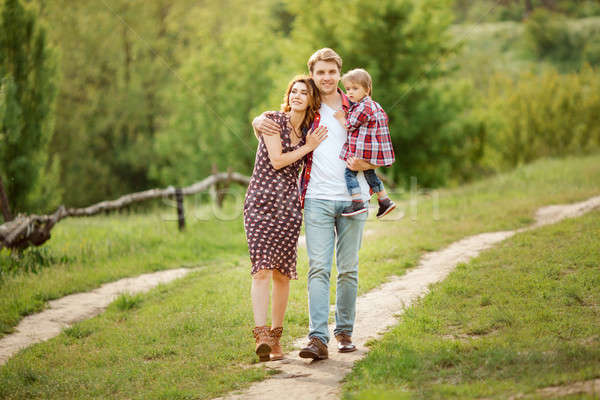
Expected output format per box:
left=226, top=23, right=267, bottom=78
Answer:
left=252, top=113, right=281, bottom=139
left=346, top=157, right=376, bottom=171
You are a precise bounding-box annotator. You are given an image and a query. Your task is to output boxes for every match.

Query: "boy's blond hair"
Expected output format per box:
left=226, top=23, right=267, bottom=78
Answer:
left=342, top=68, right=372, bottom=96
left=307, top=48, right=342, bottom=73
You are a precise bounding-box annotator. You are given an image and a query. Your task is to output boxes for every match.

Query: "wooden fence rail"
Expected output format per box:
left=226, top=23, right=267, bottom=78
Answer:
left=0, top=171, right=250, bottom=251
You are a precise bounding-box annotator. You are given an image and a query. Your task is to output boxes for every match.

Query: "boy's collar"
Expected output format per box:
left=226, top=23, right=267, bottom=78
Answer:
left=338, top=88, right=351, bottom=110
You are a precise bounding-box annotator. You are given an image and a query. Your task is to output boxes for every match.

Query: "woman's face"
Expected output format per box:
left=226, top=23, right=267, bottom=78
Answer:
left=289, top=81, right=310, bottom=112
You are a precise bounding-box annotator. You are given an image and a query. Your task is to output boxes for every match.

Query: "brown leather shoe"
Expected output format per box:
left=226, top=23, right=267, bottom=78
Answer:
left=253, top=326, right=272, bottom=362
left=299, top=337, right=328, bottom=360
left=335, top=332, right=356, bottom=353
left=269, top=327, right=284, bottom=361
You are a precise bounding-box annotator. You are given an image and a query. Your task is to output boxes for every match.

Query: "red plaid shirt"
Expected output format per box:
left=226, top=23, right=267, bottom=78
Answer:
left=339, top=96, right=395, bottom=167
left=298, top=89, right=351, bottom=208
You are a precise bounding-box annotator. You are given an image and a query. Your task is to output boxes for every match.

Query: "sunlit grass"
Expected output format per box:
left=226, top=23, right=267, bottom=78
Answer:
left=0, top=154, right=599, bottom=399
left=343, top=209, right=600, bottom=399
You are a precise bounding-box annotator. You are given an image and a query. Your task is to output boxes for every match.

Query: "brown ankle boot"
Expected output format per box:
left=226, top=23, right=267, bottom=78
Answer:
left=269, top=327, right=284, bottom=361
left=252, top=326, right=271, bottom=362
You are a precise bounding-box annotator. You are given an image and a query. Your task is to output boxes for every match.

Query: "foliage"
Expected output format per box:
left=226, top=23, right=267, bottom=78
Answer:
left=524, top=9, right=586, bottom=66
left=0, top=0, right=59, bottom=214
left=286, top=0, right=466, bottom=187
left=482, top=66, right=600, bottom=169
left=1, top=0, right=599, bottom=210
left=344, top=0, right=462, bottom=187
left=454, top=0, right=600, bottom=23
left=151, top=0, right=281, bottom=186
left=36, top=0, right=182, bottom=207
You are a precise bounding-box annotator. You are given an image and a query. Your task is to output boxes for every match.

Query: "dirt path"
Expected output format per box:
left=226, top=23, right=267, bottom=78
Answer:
left=214, top=195, right=600, bottom=400
left=0, top=226, right=375, bottom=366
left=0, top=268, right=198, bottom=365
left=0, top=196, right=598, bottom=389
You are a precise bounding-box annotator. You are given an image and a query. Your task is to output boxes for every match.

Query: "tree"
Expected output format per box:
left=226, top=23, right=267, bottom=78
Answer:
left=0, top=0, right=58, bottom=214
left=341, top=0, right=465, bottom=187
left=288, top=0, right=468, bottom=187
left=151, top=0, right=282, bottom=186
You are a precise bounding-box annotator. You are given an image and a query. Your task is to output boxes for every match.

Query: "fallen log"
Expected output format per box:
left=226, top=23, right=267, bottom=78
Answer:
left=0, top=172, right=250, bottom=251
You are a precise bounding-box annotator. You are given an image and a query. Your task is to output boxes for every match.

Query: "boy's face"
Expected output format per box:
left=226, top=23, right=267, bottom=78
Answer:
left=343, top=81, right=368, bottom=103
left=310, top=60, right=341, bottom=96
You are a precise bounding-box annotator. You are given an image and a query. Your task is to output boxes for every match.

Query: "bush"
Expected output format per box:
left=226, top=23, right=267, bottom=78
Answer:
left=482, top=66, right=600, bottom=169
left=524, top=9, right=585, bottom=65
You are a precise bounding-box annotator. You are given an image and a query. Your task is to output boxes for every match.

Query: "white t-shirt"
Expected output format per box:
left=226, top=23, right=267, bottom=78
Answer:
left=305, top=103, right=370, bottom=201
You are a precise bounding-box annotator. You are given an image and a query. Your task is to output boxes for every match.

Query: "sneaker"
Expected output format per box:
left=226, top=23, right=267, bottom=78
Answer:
left=341, top=201, right=368, bottom=217
left=376, top=198, right=396, bottom=219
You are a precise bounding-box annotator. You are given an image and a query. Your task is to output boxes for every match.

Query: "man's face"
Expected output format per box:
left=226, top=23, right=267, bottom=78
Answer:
left=310, top=60, right=341, bottom=96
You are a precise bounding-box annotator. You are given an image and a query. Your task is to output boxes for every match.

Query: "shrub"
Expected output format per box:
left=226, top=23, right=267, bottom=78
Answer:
left=482, top=66, right=600, bottom=169
left=524, top=9, right=585, bottom=65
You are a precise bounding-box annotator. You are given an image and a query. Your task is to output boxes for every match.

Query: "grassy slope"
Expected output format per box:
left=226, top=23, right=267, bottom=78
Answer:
left=0, top=154, right=599, bottom=399
left=0, top=205, right=248, bottom=336
left=342, top=207, right=600, bottom=399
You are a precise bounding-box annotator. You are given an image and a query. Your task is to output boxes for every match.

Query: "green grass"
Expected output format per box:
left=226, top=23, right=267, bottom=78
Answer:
left=0, top=200, right=248, bottom=337
left=342, top=209, right=600, bottom=399
left=0, top=154, right=599, bottom=399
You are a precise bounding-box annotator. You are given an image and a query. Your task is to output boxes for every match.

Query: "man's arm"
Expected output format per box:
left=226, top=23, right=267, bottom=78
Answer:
left=345, top=157, right=377, bottom=171
left=252, top=112, right=282, bottom=139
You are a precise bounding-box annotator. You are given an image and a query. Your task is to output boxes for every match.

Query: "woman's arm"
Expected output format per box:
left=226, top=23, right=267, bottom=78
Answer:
left=263, top=126, right=328, bottom=170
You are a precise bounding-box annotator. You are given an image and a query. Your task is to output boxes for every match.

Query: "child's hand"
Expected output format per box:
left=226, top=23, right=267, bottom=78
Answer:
left=334, top=110, right=346, bottom=127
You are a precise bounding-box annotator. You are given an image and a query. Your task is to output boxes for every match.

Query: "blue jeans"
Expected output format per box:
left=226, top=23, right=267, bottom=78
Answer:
left=344, top=167, right=384, bottom=196
left=304, top=198, right=368, bottom=344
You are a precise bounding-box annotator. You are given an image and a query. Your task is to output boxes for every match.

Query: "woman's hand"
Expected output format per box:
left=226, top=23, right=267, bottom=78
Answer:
left=305, top=126, right=328, bottom=150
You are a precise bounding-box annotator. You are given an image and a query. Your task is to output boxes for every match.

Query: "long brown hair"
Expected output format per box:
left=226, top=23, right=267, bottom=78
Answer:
left=280, top=75, right=321, bottom=133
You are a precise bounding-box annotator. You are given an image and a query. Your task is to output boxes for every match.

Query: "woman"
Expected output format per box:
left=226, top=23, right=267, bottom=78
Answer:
left=244, top=76, right=327, bottom=361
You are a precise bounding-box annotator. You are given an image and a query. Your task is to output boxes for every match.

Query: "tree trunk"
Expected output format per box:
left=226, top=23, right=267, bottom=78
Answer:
left=524, top=0, right=534, bottom=17
left=0, top=175, right=13, bottom=222
left=539, top=0, right=556, bottom=10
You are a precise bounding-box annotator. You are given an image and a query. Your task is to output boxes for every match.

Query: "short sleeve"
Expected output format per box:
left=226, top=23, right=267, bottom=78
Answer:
left=264, top=111, right=284, bottom=127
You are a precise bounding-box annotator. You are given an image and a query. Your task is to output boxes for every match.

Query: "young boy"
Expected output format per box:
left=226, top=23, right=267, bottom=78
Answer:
left=335, top=68, right=396, bottom=218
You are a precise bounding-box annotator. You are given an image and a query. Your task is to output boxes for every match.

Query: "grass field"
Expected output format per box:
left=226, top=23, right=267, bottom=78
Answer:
left=0, top=203, right=249, bottom=336
left=342, top=208, right=600, bottom=399
left=0, top=154, right=599, bottom=399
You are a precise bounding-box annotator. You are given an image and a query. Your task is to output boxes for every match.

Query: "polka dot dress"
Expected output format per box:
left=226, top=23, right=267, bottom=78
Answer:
left=243, top=111, right=306, bottom=280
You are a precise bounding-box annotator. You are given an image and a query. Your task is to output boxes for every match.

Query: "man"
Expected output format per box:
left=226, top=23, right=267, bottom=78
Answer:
left=253, top=48, right=376, bottom=359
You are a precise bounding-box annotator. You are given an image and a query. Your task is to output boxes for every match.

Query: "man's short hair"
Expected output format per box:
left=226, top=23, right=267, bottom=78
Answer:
left=307, top=48, right=342, bottom=73
left=342, top=68, right=372, bottom=96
